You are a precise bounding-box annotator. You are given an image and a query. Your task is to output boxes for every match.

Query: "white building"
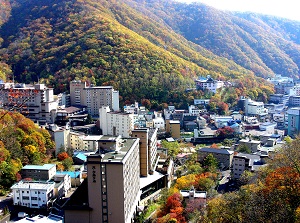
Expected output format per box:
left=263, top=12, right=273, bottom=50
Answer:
left=47, top=124, right=70, bottom=155
left=152, top=112, right=165, bottom=130
left=99, top=106, right=134, bottom=137
left=194, top=99, right=210, bottom=106
left=81, top=135, right=102, bottom=152
left=188, top=105, right=203, bottom=116
left=245, top=99, right=265, bottom=115
left=11, top=181, right=55, bottom=209
left=195, top=76, right=224, bottom=93
left=53, top=173, right=72, bottom=197
left=289, top=96, right=300, bottom=107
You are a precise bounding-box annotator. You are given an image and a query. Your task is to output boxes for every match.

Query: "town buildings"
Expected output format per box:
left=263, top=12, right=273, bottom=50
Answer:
left=232, top=153, right=264, bottom=179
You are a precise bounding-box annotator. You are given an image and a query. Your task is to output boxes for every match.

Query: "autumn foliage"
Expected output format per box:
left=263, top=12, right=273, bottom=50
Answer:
left=0, top=110, right=55, bottom=188
left=57, top=152, right=69, bottom=161
left=157, top=193, right=186, bottom=223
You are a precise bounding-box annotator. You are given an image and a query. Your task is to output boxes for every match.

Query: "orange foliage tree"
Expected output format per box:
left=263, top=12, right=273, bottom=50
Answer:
left=57, top=152, right=69, bottom=161
left=157, top=193, right=186, bottom=223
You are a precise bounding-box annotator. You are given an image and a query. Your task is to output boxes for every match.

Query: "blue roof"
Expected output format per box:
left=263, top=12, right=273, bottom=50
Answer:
left=74, top=153, right=87, bottom=162
left=57, top=171, right=80, bottom=178
left=22, top=164, right=56, bottom=170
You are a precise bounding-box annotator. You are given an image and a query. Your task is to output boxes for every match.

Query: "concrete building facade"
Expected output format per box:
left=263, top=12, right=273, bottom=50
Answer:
left=11, top=181, right=55, bottom=209
left=70, top=80, right=119, bottom=117
left=99, top=106, right=134, bottom=137
left=287, top=107, right=300, bottom=137
left=20, top=164, right=56, bottom=181
left=197, top=148, right=234, bottom=170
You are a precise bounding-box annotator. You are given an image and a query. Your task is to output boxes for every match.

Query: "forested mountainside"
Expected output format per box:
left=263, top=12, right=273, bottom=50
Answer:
left=127, top=0, right=300, bottom=79
left=1, top=0, right=298, bottom=107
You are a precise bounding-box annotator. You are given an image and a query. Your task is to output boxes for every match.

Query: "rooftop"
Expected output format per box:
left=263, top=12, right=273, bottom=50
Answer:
left=11, top=181, right=55, bottom=190
left=13, top=214, right=63, bottom=223
left=91, top=138, right=139, bottom=163
left=199, top=148, right=234, bottom=155
left=22, top=164, right=56, bottom=171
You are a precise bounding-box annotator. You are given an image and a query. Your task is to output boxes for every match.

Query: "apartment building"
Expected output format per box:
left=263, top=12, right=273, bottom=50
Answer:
left=269, top=94, right=289, bottom=106
left=245, top=99, right=265, bottom=115
left=274, top=81, right=295, bottom=94
left=64, top=138, right=141, bottom=223
left=289, top=96, right=300, bottom=107
left=197, top=148, right=234, bottom=170
left=70, top=80, right=119, bottom=117
left=0, top=83, right=57, bottom=123
left=21, top=164, right=56, bottom=181
left=239, top=138, right=261, bottom=153
left=11, top=181, right=55, bottom=209
left=166, top=119, right=181, bottom=139
left=232, top=153, right=263, bottom=179
left=99, top=106, right=134, bottom=137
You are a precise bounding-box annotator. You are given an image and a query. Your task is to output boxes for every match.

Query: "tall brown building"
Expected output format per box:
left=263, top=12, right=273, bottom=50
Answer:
left=132, top=128, right=158, bottom=177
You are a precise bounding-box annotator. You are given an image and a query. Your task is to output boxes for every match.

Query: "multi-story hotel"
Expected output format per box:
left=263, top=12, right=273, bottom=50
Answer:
left=99, top=106, right=135, bottom=137
left=64, top=137, right=141, bottom=223
left=70, top=80, right=119, bottom=117
left=0, top=83, right=57, bottom=124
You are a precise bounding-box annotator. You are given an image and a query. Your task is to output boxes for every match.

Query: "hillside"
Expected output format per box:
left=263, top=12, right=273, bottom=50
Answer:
left=127, top=0, right=300, bottom=79
left=0, top=0, right=287, bottom=107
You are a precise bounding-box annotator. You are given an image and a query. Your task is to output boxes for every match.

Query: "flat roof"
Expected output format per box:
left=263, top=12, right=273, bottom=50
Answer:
left=199, top=148, right=234, bottom=155
left=140, top=171, right=165, bottom=188
left=14, top=214, right=63, bottom=223
left=90, top=138, right=139, bottom=163
left=22, top=164, right=56, bottom=171
left=11, top=181, right=55, bottom=190
left=180, top=190, right=206, bottom=198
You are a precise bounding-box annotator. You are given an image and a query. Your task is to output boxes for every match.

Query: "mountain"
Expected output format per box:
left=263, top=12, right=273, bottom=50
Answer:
left=127, top=0, right=300, bottom=79
left=1, top=0, right=297, bottom=107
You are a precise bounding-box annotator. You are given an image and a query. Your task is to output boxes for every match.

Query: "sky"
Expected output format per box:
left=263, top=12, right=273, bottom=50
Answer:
left=176, top=0, right=300, bottom=21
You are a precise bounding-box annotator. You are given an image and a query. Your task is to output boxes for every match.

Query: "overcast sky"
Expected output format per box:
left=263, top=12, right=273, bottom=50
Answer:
left=176, top=0, right=300, bottom=21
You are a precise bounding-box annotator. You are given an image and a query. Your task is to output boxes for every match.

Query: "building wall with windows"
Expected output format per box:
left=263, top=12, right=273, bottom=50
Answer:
left=21, top=164, right=56, bottom=181
left=11, top=181, right=55, bottom=209
left=287, top=107, right=300, bottom=137
left=70, top=80, right=119, bottom=117
left=99, top=106, right=134, bottom=137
